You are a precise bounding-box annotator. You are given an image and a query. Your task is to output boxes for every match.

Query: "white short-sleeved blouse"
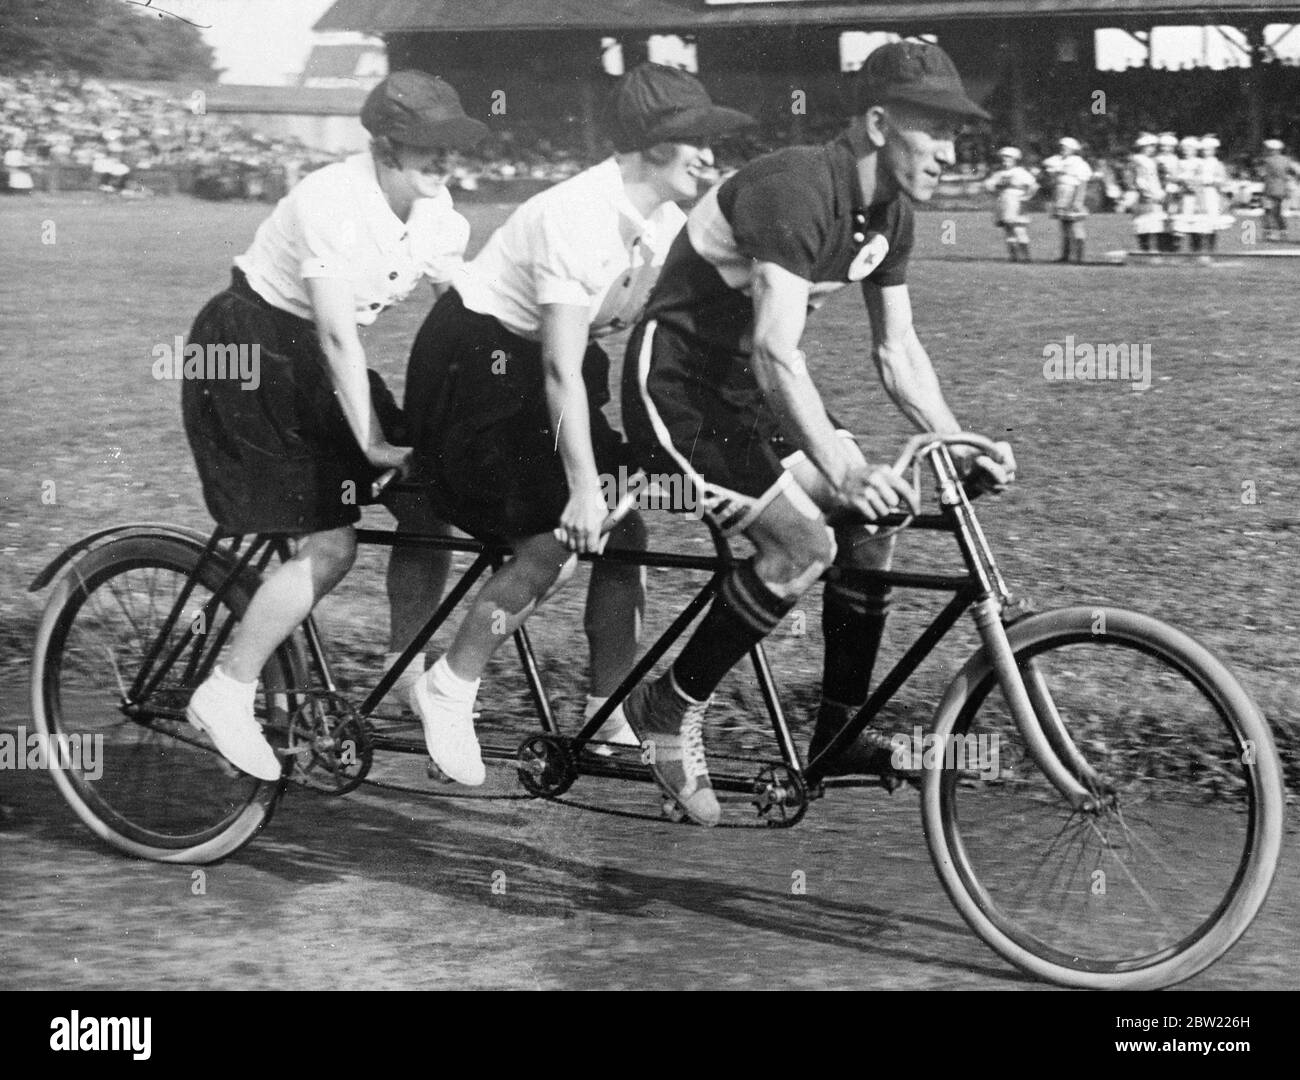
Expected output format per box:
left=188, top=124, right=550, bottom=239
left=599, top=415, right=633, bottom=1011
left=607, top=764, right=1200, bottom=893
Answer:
left=453, top=156, right=686, bottom=342
left=235, top=152, right=470, bottom=326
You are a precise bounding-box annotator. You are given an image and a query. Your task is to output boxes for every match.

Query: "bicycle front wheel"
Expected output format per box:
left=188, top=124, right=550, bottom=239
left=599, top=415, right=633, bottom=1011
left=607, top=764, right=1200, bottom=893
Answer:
left=30, top=534, right=302, bottom=863
left=923, top=605, right=1284, bottom=989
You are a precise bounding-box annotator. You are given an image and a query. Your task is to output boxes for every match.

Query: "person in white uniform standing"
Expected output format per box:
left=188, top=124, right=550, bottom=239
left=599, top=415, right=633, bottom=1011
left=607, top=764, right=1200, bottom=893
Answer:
left=1196, top=134, right=1232, bottom=253
left=1042, top=136, right=1092, bottom=263
left=1123, top=132, right=1165, bottom=252
left=984, top=145, right=1038, bottom=261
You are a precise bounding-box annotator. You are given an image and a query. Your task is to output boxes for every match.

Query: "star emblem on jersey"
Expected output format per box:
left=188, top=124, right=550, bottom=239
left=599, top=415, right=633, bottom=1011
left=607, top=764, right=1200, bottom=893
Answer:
left=848, top=233, right=890, bottom=281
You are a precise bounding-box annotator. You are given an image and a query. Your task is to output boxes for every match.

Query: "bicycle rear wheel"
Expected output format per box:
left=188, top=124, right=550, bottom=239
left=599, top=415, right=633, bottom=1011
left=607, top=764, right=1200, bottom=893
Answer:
left=923, top=606, right=1284, bottom=989
left=30, top=535, right=303, bottom=863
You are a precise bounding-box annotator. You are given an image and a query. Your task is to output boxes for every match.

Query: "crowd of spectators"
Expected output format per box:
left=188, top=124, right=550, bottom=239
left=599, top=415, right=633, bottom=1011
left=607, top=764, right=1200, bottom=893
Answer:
left=0, top=70, right=599, bottom=199
left=3, top=64, right=1297, bottom=206
left=0, top=71, right=338, bottom=198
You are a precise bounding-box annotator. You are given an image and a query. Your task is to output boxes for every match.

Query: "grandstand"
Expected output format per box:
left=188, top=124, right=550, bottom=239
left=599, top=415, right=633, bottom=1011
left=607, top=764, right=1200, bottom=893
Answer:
left=316, top=0, right=1300, bottom=153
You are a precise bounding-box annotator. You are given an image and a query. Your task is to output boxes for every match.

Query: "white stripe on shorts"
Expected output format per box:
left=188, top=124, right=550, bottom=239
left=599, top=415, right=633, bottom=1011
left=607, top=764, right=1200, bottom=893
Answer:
left=636, top=320, right=804, bottom=537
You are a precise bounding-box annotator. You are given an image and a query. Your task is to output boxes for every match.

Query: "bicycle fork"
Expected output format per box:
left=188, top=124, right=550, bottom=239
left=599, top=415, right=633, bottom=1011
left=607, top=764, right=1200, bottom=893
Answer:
left=933, top=446, right=1098, bottom=810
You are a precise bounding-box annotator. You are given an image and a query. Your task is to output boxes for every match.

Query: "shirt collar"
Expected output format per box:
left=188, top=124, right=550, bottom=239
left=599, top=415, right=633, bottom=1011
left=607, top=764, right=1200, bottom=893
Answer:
left=591, top=155, right=654, bottom=237
left=832, top=127, right=871, bottom=213
left=344, top=152, right=408, bottom=242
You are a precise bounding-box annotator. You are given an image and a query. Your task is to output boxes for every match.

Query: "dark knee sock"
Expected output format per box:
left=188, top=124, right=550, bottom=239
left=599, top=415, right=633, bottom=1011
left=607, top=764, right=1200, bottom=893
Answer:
left=820, top=580, right=892, bottom=709
left=670, top=560, right=796, bottom=702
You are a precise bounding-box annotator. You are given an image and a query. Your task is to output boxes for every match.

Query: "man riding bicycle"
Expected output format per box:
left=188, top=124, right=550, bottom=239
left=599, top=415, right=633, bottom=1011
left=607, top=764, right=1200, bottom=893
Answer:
left=620, top=41, right=1017, bottom=825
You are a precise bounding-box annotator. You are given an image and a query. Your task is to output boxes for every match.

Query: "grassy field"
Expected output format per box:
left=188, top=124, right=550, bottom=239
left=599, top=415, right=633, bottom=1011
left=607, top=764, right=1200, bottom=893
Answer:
left=1, top=191, right=1296, bottom=788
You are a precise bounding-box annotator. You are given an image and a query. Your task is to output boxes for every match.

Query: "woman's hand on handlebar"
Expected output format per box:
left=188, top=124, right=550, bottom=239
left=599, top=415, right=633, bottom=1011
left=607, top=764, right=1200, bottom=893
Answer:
left=837, top=462, right=920, bottom=522
left=555, top=486, right=610, bottom=555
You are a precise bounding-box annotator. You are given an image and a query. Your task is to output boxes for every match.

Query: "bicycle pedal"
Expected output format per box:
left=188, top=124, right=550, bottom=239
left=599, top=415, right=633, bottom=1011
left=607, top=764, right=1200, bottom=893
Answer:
left=660, top=797, right=689, bottom=824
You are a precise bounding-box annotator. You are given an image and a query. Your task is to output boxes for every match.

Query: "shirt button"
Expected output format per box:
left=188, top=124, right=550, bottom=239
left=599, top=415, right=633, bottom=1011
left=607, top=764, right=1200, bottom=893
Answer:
left=853, top=232, right=865, bottom=243
left=389, top=271, right=398, bottom=280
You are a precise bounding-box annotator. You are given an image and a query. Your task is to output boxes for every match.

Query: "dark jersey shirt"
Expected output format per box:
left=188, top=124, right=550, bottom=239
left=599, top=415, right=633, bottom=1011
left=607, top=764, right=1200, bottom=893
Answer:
left=644, top=126, right=914, bottom=357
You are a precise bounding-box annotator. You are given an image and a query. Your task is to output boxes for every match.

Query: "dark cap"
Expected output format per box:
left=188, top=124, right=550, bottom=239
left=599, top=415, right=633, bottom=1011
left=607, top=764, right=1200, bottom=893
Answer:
left=361, top=70, right=489, bottom=150
left=606, top=62, right=755, bottom=153
left=854, top=41, right=990, bottom=121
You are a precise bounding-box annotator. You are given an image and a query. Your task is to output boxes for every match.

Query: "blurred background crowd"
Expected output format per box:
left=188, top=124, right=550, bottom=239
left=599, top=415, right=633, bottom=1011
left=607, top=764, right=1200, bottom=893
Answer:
left=1, top=66, right=1296, bottom=210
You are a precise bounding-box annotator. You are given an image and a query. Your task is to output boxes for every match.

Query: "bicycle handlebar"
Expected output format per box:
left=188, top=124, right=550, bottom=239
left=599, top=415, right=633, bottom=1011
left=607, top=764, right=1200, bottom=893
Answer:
left=374, top=435, right=1006, bottom=535
left=890, top=431, right=1001, bottom=476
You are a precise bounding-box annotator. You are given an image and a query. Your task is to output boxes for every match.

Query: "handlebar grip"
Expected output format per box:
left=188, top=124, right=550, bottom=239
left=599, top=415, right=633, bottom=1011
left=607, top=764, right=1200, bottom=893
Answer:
left=552, top=472, right=645, bottom=545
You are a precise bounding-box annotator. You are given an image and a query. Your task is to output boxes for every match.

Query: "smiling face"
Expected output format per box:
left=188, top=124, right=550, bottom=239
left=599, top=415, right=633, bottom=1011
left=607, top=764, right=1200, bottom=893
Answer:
left=643, top=141, right=718, bottom=205
left=391, top=144, right=462, bottom=198
left=871, top=105, right=959, bottom=203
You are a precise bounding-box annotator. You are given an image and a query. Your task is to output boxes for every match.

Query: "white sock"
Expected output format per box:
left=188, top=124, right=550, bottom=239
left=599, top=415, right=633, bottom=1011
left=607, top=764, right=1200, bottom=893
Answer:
left=426, top=655, right=480, bottom=703
left=211, top=665, right=257, bottom=705
left=585, top=695, right=627, bottom=728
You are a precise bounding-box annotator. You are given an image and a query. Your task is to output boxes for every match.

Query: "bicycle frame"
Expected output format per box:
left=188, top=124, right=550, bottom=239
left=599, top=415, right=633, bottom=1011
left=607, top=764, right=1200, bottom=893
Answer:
left=99, top=436, right=1094, bottom=806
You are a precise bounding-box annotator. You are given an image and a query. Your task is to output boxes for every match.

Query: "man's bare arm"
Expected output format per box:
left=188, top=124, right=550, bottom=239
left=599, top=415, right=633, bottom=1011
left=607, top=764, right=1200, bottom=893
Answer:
left=861, top=279, right=962, bottom=433
left=750, top=261, right=849, bottom=487
left=751, top=262, right=918, bottom=517
left=862, top=279, right=1015, bottom=489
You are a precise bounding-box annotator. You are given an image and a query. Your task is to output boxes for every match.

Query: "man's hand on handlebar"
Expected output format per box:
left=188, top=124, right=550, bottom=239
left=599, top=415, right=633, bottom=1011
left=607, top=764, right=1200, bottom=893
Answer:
left=836, top=462, right=920, bottom=522
left=952, top=440, right=1016, bottom=495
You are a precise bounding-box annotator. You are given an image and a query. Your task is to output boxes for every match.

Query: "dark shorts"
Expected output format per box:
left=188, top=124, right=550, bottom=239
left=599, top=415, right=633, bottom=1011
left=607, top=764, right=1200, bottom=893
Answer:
left=621, top=318, right=845, bottom=535
left=404, top=288, right=631, bottom=542
left=181, top=269, right=406, bottom=536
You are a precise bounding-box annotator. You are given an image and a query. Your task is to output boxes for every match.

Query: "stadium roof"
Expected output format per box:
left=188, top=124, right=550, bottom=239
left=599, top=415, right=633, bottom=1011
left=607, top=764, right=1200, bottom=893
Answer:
left=317, top=0, right=1300, bottom=34
left=202, top=85, right=369, bottom=116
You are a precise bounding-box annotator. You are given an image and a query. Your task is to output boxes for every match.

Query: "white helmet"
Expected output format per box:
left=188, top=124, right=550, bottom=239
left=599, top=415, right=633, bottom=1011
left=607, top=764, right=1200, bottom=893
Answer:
left=1158, top=132, right=1178, bottom=151
left=1058, top=136, right=1081, bottom=153
left=998, top=146, right=1022, bottom=161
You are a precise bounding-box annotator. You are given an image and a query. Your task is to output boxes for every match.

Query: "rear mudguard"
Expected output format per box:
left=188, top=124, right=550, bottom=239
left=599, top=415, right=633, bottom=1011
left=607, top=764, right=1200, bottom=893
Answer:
left=28, top=523, right=233, bottom=592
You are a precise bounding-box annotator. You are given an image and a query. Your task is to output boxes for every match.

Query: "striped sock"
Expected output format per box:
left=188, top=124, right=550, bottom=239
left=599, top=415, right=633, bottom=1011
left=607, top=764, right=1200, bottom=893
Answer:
left=670, top=560, right=796, bottom=702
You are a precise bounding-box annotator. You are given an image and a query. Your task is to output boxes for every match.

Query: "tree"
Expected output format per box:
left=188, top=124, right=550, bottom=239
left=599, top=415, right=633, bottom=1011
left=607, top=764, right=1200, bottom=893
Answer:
left=0, top=0, right=219, bottom=80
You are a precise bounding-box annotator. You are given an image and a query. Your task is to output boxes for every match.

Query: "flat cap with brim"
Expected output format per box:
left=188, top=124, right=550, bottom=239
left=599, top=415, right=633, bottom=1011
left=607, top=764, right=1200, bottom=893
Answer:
left=361, top=70, right=489, bottom=150
left=855, top=40, right=990, bottom=121
left=607, top=62, right=755, bottom=153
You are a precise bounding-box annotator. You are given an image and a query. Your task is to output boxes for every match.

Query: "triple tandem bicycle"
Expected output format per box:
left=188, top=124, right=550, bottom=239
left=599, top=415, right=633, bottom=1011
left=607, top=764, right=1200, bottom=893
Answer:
left=28, top=433, right=1284, bottom=989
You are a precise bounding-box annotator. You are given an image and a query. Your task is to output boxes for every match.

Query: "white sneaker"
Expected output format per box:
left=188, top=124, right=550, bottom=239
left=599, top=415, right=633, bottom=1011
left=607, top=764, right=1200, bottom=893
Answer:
left=409, top=674, right=485, bottom=786
left=186, top=674, right=282, bottom=782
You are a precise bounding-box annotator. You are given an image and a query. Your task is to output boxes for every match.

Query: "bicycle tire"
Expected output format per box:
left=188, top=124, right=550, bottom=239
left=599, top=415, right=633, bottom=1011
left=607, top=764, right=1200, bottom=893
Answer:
left=30, top=534, right=304, bottom=863
left=922, top=605, right=1284, bottom=989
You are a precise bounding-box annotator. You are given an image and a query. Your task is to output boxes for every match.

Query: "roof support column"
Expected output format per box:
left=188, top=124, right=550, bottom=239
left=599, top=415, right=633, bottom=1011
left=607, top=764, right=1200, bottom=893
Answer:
left=1003, top=22, right=1027, bottom=146
left=1242, top=21, right=1266, bottom=147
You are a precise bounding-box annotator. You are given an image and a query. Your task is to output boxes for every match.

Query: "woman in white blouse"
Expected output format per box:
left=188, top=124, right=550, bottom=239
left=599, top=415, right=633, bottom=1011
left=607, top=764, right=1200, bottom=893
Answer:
left=399, top=63, right=753, bottom=785
left=182, top=71, right=487, bottom=780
